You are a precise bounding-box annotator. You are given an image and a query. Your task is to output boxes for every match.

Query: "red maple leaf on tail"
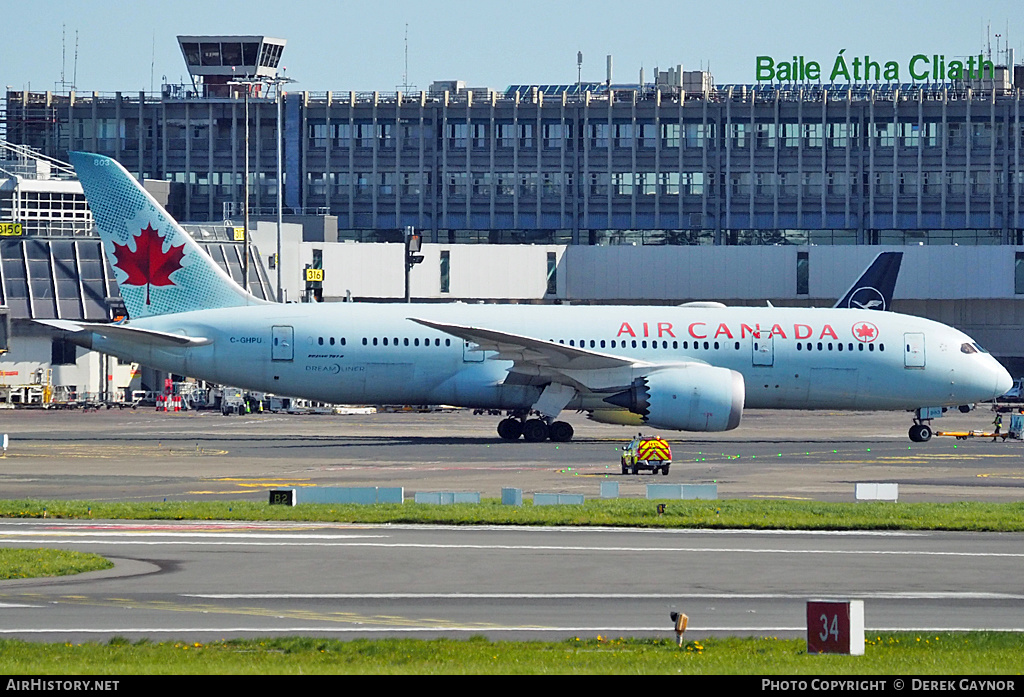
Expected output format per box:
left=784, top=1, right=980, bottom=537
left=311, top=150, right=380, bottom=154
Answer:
left=111, top=224, right=186, bottom=305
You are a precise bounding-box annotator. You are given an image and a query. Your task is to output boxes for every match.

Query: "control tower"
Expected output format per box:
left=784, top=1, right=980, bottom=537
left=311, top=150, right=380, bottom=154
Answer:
left=177, top=35, right=286, bottom=97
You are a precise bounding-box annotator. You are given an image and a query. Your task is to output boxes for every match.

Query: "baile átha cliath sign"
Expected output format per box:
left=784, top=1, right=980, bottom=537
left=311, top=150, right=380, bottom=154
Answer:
left=755, top=50, right=997, bottom=82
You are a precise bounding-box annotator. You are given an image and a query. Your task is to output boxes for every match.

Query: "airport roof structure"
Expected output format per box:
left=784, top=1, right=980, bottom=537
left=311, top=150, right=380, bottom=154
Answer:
left=0, top=235, right=273, bottom=321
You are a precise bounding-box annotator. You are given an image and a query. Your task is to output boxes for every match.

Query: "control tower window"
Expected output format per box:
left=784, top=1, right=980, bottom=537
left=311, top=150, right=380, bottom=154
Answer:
left=182, top=43, right=201, bottom=66
left=242, top=42, right=259, bottom=65
left=221, top=43, right=243, bottom=66
left=259, top=43, right=283, bottom=68
left=201, top=43, right=222, bottom=66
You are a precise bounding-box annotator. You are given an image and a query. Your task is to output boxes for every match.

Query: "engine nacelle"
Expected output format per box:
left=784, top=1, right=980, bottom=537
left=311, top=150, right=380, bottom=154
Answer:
left=603, top=365, right=745, bottom=432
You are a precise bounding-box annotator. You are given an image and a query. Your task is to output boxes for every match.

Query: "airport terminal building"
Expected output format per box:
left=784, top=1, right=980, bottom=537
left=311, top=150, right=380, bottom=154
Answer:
left=4, top=35, right=1024, bottom=386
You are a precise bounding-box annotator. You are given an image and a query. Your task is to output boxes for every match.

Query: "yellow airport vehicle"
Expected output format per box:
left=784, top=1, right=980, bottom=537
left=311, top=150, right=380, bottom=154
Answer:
left=936, top=413, right=1023, bottom=441
left=621, top=435, right=672, bottom=475
left=934, top=430, right=1009, bottom=441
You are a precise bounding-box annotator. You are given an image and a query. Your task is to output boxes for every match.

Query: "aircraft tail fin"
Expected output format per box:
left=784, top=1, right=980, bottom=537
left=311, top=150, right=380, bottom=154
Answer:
left=833, top=252, right=903, bottom=311
left=69, top=152, right=266, bottom=319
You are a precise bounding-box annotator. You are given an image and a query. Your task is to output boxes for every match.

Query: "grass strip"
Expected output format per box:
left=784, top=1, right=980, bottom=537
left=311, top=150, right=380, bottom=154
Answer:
left=0, top=548, right=113, bottom=580
left=0, top=634, right=1019, bottom=674
left=0, top=498, right=1022, bottom=532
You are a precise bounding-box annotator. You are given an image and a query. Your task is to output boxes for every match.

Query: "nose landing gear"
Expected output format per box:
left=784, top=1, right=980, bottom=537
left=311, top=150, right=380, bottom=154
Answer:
left=909, top=406, right=944, bottom=442
left=908, top=422, right=933, bottom=442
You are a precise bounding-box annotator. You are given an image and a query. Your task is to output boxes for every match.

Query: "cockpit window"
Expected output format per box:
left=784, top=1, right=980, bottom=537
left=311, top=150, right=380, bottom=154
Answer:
left=973, top=343, right=989, bottom=354
left=960, top=343, right=977, bottom=354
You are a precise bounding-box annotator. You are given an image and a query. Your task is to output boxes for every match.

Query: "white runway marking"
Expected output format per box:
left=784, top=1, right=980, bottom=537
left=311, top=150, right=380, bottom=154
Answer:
left=0, top=625, right=1020, bottom=635
left=0, top=536, right=1020, bottom=558
left=183, top=591, right=1024, bottom=601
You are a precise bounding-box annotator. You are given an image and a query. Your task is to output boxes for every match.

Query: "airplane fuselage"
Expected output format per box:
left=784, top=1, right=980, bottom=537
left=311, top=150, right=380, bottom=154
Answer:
left=88, top=303, right=1009, bottom=415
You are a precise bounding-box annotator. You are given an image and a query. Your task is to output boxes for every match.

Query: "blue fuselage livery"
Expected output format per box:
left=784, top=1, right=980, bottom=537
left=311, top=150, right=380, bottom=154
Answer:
left=47, top=152, right=1011, bottom=444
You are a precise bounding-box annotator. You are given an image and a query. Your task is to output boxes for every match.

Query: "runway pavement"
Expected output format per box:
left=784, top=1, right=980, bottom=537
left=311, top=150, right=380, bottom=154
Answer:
left=0, top=519, right=1021, bottom=642
left=0, top=406, right=1021, bottom=642
left=0, top=406, right=1022, bottom=502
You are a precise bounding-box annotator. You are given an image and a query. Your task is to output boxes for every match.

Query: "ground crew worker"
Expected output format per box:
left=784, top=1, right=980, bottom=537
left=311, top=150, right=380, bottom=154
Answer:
left=992, top=412, right=1003, bottom=441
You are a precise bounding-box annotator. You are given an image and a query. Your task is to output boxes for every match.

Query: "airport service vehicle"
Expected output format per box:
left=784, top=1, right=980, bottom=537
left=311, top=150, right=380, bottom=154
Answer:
left=39, top=153, right=1013, bottom=444
left=621, top=435, right=672, bottom=475
left=996, top=377, right=1024, bottom=404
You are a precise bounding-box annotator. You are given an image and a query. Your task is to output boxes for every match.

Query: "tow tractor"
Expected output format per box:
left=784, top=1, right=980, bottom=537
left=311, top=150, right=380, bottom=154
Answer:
left=935, top=410, right=1024, bottom=441
left=621, top=435, right=672, bottom=475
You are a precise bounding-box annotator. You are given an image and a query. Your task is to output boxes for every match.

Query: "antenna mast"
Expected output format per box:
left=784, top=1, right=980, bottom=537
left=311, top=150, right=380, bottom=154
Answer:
left=397, top=24, right=417, bottom=93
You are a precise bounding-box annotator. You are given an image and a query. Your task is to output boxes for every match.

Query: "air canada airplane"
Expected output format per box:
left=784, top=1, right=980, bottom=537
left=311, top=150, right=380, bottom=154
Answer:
left=42, top=152, right=1012, bottom=444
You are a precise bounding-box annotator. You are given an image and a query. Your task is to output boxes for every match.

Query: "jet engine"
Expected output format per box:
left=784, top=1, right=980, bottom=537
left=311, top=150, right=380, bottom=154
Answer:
left=602, top=365, right=745, bottom=431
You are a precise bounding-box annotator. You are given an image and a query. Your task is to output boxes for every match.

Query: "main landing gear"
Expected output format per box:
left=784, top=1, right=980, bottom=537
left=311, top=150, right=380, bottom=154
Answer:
left=497, top=414, right=574, bottom=442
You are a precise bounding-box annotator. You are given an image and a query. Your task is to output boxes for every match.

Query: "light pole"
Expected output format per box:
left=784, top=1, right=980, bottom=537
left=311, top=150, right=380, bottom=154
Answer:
left=227, top=76, right=262, bottom=292
left=264, top=72, right=295, bottom=303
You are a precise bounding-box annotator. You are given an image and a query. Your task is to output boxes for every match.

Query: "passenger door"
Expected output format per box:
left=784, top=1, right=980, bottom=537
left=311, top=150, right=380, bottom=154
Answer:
left=272, top=325, right=294, bottom=361
left=904, top=332, right=925, bottom=368
left=752, top=332, right=774, bottom=366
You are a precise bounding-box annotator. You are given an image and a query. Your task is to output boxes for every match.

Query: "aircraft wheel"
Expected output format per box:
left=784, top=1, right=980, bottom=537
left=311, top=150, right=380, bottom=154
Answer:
left=497, top=418, right=523, bottom=441
left=909, top=424, right=933, bottom=442
left=549, top=421, right=574, bottom=442
left=522, top=419, right=549, bottom=443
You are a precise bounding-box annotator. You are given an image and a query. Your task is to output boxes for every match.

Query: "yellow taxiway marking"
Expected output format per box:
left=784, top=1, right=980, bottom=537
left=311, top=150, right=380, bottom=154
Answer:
left=189, top=478, right=314, bottom=495
left=750, top=495, right=813, bottom=500
left=30, top=595, right=506, bottom=629
left=6, top=444, right=228, bottom=459
left=977, top=473, right=1024, bottom=480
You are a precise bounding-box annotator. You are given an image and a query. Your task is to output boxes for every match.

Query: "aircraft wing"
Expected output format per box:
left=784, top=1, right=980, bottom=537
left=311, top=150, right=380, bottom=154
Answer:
left=408, top=318, right=649, bottom=371
left=36, top=319, right=211, bottom=347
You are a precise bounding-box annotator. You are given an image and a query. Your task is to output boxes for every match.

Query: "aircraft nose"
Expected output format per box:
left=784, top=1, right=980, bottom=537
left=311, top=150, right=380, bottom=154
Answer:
left=993, top=361, right=1013, bottom=398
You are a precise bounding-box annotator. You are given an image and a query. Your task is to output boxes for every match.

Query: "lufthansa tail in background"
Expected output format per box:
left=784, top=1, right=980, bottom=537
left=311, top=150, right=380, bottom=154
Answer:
left=42, top=152, right=1012, bottom=444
